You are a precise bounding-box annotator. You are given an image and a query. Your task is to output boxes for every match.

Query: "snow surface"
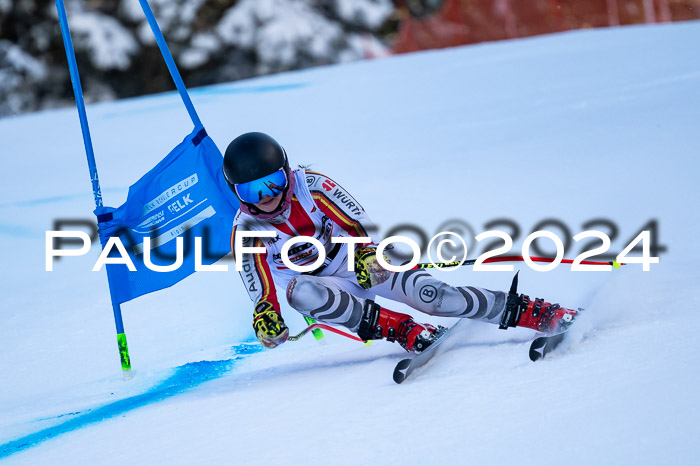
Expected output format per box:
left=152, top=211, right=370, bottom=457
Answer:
left=1, top=21, right=700, bottom=465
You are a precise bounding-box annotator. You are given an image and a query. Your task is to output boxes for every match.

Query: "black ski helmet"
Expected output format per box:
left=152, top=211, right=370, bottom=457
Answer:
left=223, top=132, right=293, bottom=217
left=223, top=132, right=289, bottom=188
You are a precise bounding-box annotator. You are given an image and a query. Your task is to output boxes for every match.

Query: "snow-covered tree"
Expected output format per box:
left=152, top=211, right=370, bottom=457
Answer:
left=0, top=0, right=396, bottom=117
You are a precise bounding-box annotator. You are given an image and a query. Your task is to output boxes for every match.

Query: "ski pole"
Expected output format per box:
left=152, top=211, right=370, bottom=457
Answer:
left=413, top=255, right=624, bottom=270
left=289, top=323, right=365, bottom=342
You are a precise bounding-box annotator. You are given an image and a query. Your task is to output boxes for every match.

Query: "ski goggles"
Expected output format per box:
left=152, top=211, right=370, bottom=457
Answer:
left=234, top=169, right=288, bottom=204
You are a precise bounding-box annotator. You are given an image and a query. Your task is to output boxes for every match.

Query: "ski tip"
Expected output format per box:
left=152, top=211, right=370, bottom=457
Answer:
left=529, top=337, right=548, bottom=362
left=529, top=333, right=567, bottom=362
left=393, top=358, right=412, bottom=384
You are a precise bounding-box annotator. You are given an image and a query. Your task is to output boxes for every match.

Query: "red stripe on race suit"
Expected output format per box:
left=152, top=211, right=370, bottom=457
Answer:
left=312, top=193, right=367, bottom=239
left=287, top=196, right=317, bottom=237
left=253, top=238, right=279, bottom=307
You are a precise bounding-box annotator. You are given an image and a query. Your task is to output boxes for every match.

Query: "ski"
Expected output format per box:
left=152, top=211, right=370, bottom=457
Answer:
left=529, top=332, right=567, bottom=361
left=393, top=319, right=466, bottom=384
left=528, top=305, right=584, bottom=361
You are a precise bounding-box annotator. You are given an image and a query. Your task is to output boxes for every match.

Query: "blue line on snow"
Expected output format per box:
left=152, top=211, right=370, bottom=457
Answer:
left=99, top=83, right=309, bottom=120
left=0, top=224, right=34, bottom=237
left=0, top=342, right=262, bottom=459
left=0, top=188, right=126, bottom=209
left=34, top=412, right=83, bottom=423
left=190, top=82, right=309, bottom=96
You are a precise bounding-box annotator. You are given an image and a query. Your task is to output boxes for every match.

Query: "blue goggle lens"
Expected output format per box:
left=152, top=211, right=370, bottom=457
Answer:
left=234, top=169, right=287, bottom=204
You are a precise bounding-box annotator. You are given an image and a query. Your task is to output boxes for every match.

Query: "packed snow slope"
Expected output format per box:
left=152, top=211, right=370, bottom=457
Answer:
left=1, top=21, right=699, bottom=465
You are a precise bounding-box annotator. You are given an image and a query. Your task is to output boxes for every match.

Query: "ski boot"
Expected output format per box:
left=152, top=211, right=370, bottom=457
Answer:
left=499, top=272, right=579, bottom=334
left=357, top=300, right=445, bottom=353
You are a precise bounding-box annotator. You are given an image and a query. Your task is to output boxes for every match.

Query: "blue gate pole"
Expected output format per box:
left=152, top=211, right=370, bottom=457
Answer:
left=55, top=0, right=132, bottom=379
left=138, top=0, right=203, bottom=130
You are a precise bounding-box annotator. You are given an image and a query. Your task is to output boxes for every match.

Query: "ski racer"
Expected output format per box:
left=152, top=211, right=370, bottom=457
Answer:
left=224, top=132, right=578, bottom=351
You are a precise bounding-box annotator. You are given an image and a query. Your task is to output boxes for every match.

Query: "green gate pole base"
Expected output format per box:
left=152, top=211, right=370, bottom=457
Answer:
left=117, top=333, right=132, bottom=380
